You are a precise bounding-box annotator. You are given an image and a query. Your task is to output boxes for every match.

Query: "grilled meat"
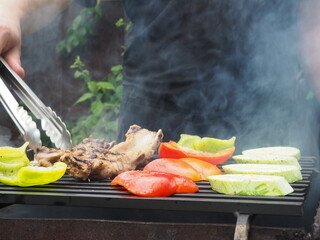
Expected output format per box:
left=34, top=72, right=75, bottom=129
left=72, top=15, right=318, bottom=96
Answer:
left=34, top=125, right=163, bottom=181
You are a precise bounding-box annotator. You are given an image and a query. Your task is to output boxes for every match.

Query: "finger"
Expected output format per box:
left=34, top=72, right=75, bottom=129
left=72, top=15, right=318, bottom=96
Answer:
left=3, top=47, right=25, bottom=78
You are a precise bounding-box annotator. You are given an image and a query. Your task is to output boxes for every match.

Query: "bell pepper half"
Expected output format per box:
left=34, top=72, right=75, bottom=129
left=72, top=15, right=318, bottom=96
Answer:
left=0, top=142, right=30, bottom=175
left=177, top=134, right=236, bottom=153
left=0, top=162, right=67, bottom=187
left=0, top=142, right=29, bottom=159
left=179, top=158, right=222, bottom=180
left=111, top=170, right=198, bottom=197
left=144, top=158, right=222, bottom=181
left=144, top=158, right=202, bottom=181
left=158, top=141, right=235, bottom=165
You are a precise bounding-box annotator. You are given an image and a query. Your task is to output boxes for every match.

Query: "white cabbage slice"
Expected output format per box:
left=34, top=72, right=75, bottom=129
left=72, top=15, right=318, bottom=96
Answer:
left=232, top=155, right=301, bottom=170
left=242, top=146, right=301, bottom=160
left=222, top=164, right=302, bottom=183
left=208, top=174, right=294, bottom=196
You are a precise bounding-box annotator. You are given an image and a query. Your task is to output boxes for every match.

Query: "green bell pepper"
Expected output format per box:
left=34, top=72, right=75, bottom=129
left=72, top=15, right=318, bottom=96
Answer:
left=177, top=134, right=236, bottom=153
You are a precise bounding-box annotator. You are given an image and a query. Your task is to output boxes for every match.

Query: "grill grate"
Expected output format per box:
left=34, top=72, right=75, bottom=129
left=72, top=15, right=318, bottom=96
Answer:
left=0, top=157, right=316, bottom=216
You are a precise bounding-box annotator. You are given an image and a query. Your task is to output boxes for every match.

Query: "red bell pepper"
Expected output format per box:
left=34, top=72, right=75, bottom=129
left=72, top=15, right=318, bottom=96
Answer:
left=111, top=170, right=198, bottom=197
left=158, top=141, right=235, bottom=165
left=179, top=158, right=222, bottom=180
left=144, top=158, right=222, bottom=181
left=144, top=158, right=202, bottom=181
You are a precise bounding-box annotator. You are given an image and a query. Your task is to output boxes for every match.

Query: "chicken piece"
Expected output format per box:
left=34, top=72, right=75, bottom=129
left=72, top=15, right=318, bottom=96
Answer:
left=34, top=148, right=65, bottom=167
left=35, top=125, right=163, bottom=181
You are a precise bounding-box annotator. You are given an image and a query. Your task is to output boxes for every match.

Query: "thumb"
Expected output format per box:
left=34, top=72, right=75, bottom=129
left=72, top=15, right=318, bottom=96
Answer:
left=3, top=47, right=25, bottom=78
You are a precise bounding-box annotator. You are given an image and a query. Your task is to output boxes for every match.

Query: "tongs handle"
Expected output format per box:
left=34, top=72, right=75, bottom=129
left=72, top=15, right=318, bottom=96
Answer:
left=0, top=58, right=72, bottom=150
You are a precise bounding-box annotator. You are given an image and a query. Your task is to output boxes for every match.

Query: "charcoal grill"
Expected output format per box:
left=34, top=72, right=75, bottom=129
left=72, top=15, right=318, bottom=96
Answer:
left=0, top=156, right=318, bottom=240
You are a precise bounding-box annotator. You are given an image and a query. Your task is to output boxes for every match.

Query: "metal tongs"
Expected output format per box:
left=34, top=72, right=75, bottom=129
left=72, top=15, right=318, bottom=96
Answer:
left=0, top=57, right=72, bottom=152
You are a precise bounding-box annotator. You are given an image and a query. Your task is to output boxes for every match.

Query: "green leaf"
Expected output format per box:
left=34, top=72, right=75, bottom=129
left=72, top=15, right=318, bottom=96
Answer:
left=111, top=65, right=123, bottom=73
left=87, top=81, right=97, bottom=92
left=74, top=70, right=83, bottom=79
left=115, top=18, right=125, bottom=27
left=90, top=101, right=104, bottom=115
left=96, top=81, right=115, bottom=90
left=75, top=93, right=94, bottom=104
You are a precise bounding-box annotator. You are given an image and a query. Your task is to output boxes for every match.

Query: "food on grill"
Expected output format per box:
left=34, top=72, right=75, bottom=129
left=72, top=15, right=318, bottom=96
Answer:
left=144, top=158, right=222, bottom=181
left=177, top=134, right=236, bottom=153
left=0, top=142, right=67, bottom=187
left=179, top=158, right=222, bottom=179
left=35, top=125, right=164, bottom=181
left=222, top=164, right=302, bottom=183
left=0, top=162, right=67, bottom=187
left=144, top=158, right=202, bottom=181
left=0, top=142, right=30, bottom=173
left=111, top=170, right=198, bottom=197
left=0, top=142, right=29, bottom=159
left=158, top=141, right=235, bottom=165
left=208, top=174, right=294, bottom=196
left=177, top=134, right=201, bottom=148
left=232, top=155, right=301, bottom=170
left=242, top=146, right=301, bottom=160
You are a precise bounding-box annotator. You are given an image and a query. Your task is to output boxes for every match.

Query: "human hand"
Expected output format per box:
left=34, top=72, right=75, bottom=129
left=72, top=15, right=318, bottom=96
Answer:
left=0, top=8, right=24, bottom=78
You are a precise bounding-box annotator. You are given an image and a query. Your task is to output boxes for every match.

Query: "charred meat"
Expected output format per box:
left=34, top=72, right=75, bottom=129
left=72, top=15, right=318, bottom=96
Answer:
left=34, top=125, right=163, bottom=181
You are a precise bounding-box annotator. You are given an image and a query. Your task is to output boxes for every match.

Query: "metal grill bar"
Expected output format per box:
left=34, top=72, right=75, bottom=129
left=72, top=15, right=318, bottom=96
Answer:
left=0, top=157, right=315, bottom=217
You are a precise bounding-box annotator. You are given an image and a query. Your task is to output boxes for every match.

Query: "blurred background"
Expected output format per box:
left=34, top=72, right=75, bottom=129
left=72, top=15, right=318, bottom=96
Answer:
left=0, top=0, right=126, bottom=146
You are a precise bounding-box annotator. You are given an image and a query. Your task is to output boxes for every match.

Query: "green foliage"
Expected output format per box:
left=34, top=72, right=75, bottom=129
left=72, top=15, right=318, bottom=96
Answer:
left=56, top=4, right=132, bottom=144
left=115, top=18, right=132, bottom=56
left=56, top=4, right=103, bottom=56
left=69, top=57, right=123, bottom=144
left=115, top=18, right=133, bottom=32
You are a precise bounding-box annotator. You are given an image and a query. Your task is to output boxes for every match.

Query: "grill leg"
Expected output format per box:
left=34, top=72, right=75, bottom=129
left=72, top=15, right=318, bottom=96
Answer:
left=234, top=213, right=251, bottom=240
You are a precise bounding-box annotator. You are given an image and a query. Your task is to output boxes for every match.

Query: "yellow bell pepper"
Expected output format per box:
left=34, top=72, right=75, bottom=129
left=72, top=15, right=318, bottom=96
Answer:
left=0, top=142, right=67, bottom=187
left=0, top=162, right=67, bottom=187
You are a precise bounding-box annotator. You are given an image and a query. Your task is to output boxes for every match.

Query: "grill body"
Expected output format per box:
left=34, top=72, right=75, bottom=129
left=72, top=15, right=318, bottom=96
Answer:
left=0, top=157, right=318, bottom=239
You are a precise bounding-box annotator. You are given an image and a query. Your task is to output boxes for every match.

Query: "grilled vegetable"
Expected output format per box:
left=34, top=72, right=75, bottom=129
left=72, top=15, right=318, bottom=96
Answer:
left=144, top=158, right=202, bottom=181
left=111, top=170, right=198, bottom=197
left=232, top=155, right=301, bottom=170
left=179, top=158, right=222, bottom=180
left=208, top=174, right=294, bottom=196
left=0, top=142, right=67, bottom=187
left=177, top=134, right=236, bottom=153
left=222, top=164, right=302, bottom=183
left=0, top=142, right=29, bottom=159
left=0, top=162, right=67, bottom=187
left=144, top=158, right=222, bottom=181
left=0, top=142, right=30, bottom=172
left=177, top=134, right=201, bottom=148
left=242, top=146, right=301, bottom=160
left=158, top=141, right=234, bottom=165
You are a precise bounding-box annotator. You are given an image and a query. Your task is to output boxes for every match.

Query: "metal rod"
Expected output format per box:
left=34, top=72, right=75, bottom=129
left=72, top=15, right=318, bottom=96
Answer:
left=234, top=213, right=251, bottom=240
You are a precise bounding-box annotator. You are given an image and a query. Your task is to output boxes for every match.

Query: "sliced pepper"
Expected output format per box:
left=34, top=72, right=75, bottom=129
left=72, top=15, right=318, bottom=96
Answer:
left=0, top=162, right=67, bottom=187
left=111, top=170, right=198, bottom=197
left=177, top=134, right=236, bottom=153
left=0, top=142, right=29, bottom=159
left=144, top=158, right=202, bottom=181
left=158, top=141, right=235, bottom=165
left=0, top=142, right=30, bottom=174
left=177, top=134, right=201, bottom=148
left=179, top=158, right=222, bottom=180
left=144, top=158, right=222, bottom=181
